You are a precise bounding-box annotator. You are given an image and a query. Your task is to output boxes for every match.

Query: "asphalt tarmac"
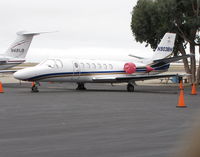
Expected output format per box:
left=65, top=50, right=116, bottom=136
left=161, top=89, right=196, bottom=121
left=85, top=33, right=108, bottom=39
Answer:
left=0, top=82, right=200, bottom=157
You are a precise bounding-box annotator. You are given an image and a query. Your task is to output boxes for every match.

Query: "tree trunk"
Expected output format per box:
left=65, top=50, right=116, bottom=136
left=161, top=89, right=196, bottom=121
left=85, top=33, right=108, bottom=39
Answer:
left=190, top=43, right=196, bottom=83
left=178, top=43, right=191, bottom=74
left=196, top=46, right=200, bottom=86
left=178, top=42, right=191, bottom=83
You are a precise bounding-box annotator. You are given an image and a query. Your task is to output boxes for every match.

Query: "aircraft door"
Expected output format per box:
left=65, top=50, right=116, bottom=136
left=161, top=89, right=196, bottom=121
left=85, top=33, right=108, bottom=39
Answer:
left=72, top=61, right=80, bottom=80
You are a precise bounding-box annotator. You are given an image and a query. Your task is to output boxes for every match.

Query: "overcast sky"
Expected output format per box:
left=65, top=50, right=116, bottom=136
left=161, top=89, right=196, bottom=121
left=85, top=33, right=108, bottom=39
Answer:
left=0, top=0, right=153, bottom=62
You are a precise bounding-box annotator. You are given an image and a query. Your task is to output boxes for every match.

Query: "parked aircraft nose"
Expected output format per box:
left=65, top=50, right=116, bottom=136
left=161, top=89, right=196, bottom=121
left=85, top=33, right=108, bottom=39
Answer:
left=14, top=66, right=50, bottom=81
left=14, top=69, right=28, bottom=80
left=13, top=67, right=36, bottom=81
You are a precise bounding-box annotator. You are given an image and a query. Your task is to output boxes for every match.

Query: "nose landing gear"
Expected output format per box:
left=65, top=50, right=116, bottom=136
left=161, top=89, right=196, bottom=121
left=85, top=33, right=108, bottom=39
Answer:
left=31, top=82, right=40, bottom=93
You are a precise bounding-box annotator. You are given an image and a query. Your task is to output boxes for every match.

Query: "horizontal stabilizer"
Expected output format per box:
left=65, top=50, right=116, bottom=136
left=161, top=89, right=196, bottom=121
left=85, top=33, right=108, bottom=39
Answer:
left=128, top=54, right=145, bottom=60
left=17, top=31, right=57, bottom=36
left=153, top=54, right=192, bottom=64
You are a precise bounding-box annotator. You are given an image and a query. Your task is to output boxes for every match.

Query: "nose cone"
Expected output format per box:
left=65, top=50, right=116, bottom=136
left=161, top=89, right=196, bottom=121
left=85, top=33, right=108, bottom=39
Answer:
left=14, top=66, right=50, bottom=81
left=13, top=69, right=28, bottom=80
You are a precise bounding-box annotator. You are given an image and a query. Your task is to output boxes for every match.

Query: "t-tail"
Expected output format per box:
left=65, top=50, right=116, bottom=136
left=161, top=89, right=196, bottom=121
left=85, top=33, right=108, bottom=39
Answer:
left=147, top=33, right=192, bottom=73
left=141, top=33, right=176, bottom=73
left=5, top=31, right=44, bottom=59
left=151, top=33, right=176, bottom=61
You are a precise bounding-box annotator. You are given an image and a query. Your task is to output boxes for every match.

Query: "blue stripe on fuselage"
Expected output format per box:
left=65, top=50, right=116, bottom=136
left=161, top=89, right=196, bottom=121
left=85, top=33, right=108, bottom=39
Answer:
left=26, top=64, right=170, bottom=81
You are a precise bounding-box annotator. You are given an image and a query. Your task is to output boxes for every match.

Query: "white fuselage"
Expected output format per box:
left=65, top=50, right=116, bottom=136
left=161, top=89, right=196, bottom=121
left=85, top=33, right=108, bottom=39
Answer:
left=0, top=55, right=25, bottom=70
left=14, top=58, right=168, bottom=83
left=13, top=32, right=176, bottom=93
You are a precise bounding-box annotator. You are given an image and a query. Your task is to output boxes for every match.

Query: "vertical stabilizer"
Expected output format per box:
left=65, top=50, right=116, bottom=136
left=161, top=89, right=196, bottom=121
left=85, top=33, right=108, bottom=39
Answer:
left=151, top=33, right=176, bottom=61
left=5, top=31, right=41, bottom=59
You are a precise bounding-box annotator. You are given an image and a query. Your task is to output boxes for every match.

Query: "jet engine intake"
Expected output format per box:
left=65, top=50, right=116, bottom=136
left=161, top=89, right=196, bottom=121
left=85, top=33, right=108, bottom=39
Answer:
left=124, top=62, right=136, bottom=74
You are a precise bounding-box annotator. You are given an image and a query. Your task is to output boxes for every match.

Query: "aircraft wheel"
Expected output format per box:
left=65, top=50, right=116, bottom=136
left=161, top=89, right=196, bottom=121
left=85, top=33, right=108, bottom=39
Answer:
left=76, top=83, right=86, bottom=90
left=31, top=85, right=39, bottom=93
left=127, top=83, right=135, bottom=92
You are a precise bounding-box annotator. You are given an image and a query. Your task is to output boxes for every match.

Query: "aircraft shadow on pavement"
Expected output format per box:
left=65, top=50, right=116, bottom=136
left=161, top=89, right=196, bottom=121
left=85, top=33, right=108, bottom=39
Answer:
left=2, top=83, right=179, bottom=94
left=26, top=88, right=179, bottom=95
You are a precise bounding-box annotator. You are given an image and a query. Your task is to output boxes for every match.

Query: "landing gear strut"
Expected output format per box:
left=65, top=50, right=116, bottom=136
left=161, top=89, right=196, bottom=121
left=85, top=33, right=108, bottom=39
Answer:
left=76, top=83, right=86, bottom=90
left=31, top=82, right=40, bottom=93
left=127, top=83, right=135, bottom=92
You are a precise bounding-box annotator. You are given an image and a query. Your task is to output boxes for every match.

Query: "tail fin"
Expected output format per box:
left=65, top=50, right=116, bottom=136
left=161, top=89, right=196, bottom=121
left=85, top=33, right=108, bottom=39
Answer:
left=151, top=33, right=176, bottom=61
left=5, top=31, right=42, bottom=59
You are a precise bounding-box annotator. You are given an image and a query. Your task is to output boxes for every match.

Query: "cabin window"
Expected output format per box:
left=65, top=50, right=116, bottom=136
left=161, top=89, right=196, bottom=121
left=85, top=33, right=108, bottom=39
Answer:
left=91, top=63, right=96, bottom=69
left=109, top=64, right=113, bottom=69
left=103, top=64, right=107, bottom=69
left=80, top=63, right=84, bottom=69
left=86, top=63, right=90, bottom=69
left=97, top=63, right=101, bottom=69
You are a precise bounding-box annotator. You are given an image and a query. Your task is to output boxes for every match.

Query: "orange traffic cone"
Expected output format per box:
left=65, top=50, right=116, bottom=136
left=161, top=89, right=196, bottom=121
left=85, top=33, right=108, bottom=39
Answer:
left=179, top=80, right=183, bottom=90
left=0, top=81, right=4, bottom=93
left=191, top=83, right=197, bottom=95
left=176, top=89, right=187, bottom=108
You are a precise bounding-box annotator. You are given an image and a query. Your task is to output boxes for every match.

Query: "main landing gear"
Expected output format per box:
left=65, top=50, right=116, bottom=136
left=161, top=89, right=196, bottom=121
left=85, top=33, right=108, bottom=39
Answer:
left=31, top=82, right=40, bottom=93
left=127, top=83, right=135, bottom=92
left=76, top=83, right=86, bottom=90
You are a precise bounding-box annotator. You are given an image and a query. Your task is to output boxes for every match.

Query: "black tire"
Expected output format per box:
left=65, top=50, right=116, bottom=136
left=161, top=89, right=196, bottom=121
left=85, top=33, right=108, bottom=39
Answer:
left=76, top=83, right=86, bottom=90
left=127, top=84, right=134, bottom=92
left=31, top=85, right=39, bottom=93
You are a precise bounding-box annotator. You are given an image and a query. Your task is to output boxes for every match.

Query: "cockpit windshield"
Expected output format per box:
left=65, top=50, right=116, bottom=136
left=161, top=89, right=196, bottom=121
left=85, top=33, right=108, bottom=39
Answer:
left=38, top=59, right=63, bottom=68
left=39, top=59, right=55, bottom=68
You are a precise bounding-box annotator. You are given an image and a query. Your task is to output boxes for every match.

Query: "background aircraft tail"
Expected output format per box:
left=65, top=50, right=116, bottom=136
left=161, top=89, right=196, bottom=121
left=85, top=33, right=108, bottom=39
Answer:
left=4, top=31, right=42, bottom=59
left=151, top=33, right=176, bottom=61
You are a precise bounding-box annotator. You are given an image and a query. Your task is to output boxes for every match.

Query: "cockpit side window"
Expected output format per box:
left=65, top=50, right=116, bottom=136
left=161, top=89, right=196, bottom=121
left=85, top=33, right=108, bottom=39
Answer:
left=55, top=59, right=63, bottom=68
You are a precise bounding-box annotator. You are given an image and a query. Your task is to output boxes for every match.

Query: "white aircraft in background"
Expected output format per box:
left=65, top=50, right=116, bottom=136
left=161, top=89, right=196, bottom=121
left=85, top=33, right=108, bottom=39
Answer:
left=14, top=33, right=190, bottom=92
left=0, top=31, right=44, bottom=73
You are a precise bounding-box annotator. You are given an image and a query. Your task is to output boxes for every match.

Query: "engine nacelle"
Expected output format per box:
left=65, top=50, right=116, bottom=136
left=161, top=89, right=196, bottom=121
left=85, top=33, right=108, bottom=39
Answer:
left=146, top=66, right=154, bottom=73
left=124, top=62, right=136, bottom=74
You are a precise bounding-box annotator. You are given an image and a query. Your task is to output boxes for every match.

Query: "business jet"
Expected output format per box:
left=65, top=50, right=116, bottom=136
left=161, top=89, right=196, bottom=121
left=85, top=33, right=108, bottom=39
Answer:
left=0, top=31, right=44, bottom=73
left=14, top=33, right=190, bottom=92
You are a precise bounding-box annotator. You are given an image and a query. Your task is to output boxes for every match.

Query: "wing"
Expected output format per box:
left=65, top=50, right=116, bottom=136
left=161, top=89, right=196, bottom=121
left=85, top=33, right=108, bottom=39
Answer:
left=151, top=54, right=192, bottom=67
left=0, top=70, right=17, bottom=73
left=115, top=74, right=179, bottom=82
left=92, top=73, right=189, bottom=83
